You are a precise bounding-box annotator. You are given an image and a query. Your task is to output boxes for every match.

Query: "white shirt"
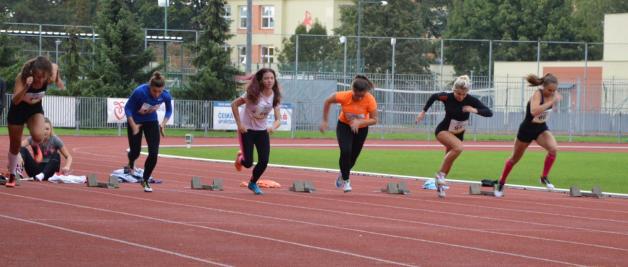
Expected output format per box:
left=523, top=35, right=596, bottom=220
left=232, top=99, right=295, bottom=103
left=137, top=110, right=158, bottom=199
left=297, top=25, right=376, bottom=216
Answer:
left=240, top=92, right=274, bottom=131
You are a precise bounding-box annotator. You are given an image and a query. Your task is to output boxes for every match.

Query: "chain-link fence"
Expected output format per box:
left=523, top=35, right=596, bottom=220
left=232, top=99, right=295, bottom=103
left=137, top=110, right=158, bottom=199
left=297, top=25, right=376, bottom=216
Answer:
left=2, top=24, right=628, bottom=141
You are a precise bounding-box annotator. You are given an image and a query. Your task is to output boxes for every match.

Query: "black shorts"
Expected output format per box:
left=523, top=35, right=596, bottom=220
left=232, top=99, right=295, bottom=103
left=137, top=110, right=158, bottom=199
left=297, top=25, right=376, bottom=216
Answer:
left=516, top=122, right=548, bottom=143
left=435, top=123, right=465, bottom=141
left=7, top=101, right=44, bottom=125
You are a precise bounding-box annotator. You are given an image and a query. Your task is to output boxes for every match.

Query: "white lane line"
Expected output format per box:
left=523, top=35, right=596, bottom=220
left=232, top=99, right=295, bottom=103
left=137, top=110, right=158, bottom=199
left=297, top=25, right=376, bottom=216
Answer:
left=0, top=192, right=417, bottom=267
left=0, top=214, right=231, bottom=266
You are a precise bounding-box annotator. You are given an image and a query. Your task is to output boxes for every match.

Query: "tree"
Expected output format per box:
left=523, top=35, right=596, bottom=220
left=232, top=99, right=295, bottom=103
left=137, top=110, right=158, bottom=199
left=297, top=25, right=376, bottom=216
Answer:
left=51, top=28, right=85, bottom=96
left=81, top=0, right=154, bottom=97
left=277, top=21, right=341, bottom=73
left=444, top=0, right=628, bottom=76
left=0, top=7, right=21, bottom=90
left=571, top=0, right=628, bottom=60
left=334, top=0, right=431, bottom=74
left=176, top=0, right=239, bottom=100
left=130, top=0, right=205, bottom=30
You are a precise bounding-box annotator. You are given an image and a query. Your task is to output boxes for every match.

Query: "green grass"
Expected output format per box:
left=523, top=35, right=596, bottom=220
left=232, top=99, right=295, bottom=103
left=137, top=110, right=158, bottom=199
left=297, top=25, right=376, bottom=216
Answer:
left=0, top=127, right=625, bottom=143
left=159, top=147, right=628, bottom=194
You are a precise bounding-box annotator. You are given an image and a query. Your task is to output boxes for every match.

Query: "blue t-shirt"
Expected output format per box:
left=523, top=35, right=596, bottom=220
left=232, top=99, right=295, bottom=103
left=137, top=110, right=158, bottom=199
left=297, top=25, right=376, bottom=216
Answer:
left=124, top=84, right=173, bottom=123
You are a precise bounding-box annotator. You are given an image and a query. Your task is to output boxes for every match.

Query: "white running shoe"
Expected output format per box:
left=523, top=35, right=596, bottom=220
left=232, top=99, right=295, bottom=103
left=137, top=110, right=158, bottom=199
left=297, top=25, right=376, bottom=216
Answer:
left=335, top=174, right=345, bottom=188
left=540, top=177, right=555, bottom=190
left=494, top=183, right=504, bottom=198
left=142, top=180, right=153, bottom=192
left=437, top=186, right=446, bottom=198
left=435, top=172, right=446, bottom=186
left=343, top=179, right=352, bottom=193
left=494, top=189, right=503, bottom=198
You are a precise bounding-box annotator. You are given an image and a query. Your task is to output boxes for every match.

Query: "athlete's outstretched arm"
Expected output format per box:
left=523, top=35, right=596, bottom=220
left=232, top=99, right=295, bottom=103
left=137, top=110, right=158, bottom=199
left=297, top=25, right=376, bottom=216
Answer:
left=319, top=93, right=338, bottom=132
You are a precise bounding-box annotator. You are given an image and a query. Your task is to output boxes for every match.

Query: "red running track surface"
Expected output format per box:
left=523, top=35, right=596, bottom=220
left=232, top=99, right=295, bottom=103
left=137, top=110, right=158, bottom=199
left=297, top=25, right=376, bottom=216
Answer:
left=1, top=136, right=628, bottom=266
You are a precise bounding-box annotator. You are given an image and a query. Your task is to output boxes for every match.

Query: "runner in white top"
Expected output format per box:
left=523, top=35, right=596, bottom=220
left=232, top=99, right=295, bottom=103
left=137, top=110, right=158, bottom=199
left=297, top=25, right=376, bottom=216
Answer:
left=231, top=68, right=282, bottom=195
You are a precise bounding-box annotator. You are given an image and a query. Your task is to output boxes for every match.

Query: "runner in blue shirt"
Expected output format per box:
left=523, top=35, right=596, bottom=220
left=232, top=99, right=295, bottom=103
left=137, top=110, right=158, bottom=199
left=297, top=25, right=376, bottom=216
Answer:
left=124, top=71, right=172, bottom=192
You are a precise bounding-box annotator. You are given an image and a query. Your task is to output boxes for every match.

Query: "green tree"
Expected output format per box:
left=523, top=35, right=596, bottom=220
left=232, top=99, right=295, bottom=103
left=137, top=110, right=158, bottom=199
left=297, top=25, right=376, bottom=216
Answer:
left=176, top=0, right=239, bottom=100
left=443, top=0, right=628, bottom=76
left=571, top=0, right=628, bottom=60
left=81, top=0, right=154, bottom=97
left=334, top=0, right=431, bottom=74
left=277, top=21, right=341, bottom=73
left=51, top=28, right=85, bottom=96
left=0, top=8, right=22, bottom=90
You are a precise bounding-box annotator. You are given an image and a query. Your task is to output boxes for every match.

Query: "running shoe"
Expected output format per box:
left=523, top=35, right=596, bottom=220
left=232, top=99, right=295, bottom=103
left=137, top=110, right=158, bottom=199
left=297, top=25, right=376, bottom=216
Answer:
left=540, top=176, right=555, bottom=190
left=234, top=151, right=243, bottom=171
left=494, top=183, right=504, bottom=198
left=141, top=180, right=153, bottom=192
left=343, top=179, right=352, bottom=193
left=248, top=182, right=263, bottom=195
left=5, top=174, right=16, bottom=188
left=335, top=174, right=345, bottom=188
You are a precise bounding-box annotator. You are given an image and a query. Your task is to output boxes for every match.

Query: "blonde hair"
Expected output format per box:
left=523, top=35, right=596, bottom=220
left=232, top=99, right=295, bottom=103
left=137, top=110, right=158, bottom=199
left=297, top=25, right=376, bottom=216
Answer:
left=452, top=75, right=471, bottom=91
left=44, top=117, right=54, bottom=137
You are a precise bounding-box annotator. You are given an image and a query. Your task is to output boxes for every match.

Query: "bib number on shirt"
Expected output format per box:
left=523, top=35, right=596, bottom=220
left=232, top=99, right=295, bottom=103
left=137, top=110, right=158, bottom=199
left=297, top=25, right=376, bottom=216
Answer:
left=138, top=103, right=161, bottom=115
left=251, top=106, right=272, bottom=120
left=532, top=110, right=550, bottom=123
left=23, top=92, right=45, bottom=104
left=344, top=112, right=365, bottom=122
left=448, top=119, right=468, bottom=134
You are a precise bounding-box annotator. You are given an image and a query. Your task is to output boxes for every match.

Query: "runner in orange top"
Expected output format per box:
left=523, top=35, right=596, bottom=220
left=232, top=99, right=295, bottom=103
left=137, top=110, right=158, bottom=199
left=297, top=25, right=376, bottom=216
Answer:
left=320, top=75, right=378, bottom=193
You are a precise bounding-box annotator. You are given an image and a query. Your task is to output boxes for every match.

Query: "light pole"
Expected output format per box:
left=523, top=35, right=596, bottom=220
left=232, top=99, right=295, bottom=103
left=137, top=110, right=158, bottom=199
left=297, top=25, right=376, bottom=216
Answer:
left=387, top=37, right=396, bottom=130
left=339, top=36, right=348, bottom=89
left=158, top=0, right=169, bottom=75
left=356, top=0, right=387, bottom=73
left=54, top=39, right=61, bottom=63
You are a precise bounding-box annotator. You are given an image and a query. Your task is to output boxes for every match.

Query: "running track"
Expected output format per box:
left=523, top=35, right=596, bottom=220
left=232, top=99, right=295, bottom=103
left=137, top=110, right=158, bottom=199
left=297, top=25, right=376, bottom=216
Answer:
left=1, top=136, right=628, bottom=266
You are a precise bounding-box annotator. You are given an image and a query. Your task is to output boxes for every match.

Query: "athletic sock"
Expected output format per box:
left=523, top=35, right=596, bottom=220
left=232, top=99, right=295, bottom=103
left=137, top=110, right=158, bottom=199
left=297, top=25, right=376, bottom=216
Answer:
left=499, top=159, right=515, bottom=185
left=542, top=153, right=556, bottom=178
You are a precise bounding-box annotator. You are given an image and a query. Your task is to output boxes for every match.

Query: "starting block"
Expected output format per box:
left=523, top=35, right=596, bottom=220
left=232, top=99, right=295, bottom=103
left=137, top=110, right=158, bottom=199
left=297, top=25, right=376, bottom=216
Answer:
left=569, top=185, right=603, bottom=198
left=289, top=180, right=315, bottom=193
left=190, top=176, right=223, bottom=191
left=86, top=174, right=119, bottom=189
left=469, top=183, right=495, bottom=196
left=381, top=182, right=410, bottom=195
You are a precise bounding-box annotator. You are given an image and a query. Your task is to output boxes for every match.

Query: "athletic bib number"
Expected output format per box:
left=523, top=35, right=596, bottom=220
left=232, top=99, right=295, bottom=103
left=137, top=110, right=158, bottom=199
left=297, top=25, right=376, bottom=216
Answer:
left=251, top=106, right=272, bottom=120
left=344, top=112, right=365, bottom=121
left=448, top=119, right=468, bottom=134
left=23, top=92, right=45, bottom=104
left=532, top=110, right=550, bottom=123
left=138, top=103, right=161, bottom=115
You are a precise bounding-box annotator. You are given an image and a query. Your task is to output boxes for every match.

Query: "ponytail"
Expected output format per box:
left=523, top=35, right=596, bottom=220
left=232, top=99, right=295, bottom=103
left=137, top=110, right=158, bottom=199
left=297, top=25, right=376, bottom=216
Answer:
left=149, top=71, right=165, bottom=88
left=526, top=73, right=557, bottom=87
left=352, top=74, right=374, bottom=92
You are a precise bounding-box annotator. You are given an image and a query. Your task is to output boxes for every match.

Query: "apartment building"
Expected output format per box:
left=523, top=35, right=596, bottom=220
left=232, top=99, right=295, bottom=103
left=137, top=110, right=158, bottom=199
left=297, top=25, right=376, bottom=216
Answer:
left=224, top=0, right=352, bottom=70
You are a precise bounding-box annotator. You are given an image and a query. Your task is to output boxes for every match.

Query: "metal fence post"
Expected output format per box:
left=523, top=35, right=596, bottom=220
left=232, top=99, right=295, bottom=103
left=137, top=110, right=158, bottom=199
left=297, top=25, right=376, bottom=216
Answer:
left=204, top=100, right=210, bottom=137
left=38, top=24, right=42, bottom=55
left=75, top=98, right=80, bottom=135
left=619, top=112, right=623, bottom=144
left=295, top=34, right=299, bottom=78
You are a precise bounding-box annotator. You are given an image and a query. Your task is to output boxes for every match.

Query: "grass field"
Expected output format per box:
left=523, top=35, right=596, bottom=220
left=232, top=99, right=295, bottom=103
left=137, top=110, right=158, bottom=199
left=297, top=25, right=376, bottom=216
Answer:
left=159, top=147, right=628, bottom=194
left=1, top=127, right=625, bottom=143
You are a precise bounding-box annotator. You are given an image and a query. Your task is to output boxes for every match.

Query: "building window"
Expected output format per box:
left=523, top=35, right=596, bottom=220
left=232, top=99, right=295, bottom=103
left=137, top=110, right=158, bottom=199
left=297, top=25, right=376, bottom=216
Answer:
left=238, top=46, right=246, bottom=64
left=261, top=6, right=275, bottom=29
left=224, top=5, right=231, bottom=21
left=239, top=6, right=247, bottom=29
left=261, top=46, right=274, bottom=64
